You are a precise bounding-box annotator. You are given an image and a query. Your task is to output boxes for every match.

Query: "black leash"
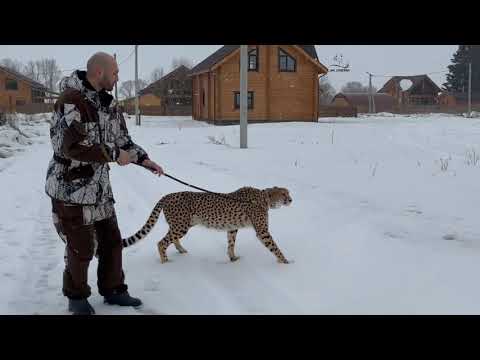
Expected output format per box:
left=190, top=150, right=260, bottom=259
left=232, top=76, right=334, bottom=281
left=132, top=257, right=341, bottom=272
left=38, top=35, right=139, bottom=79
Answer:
left=53, top=154, right=250, bottom=204
left=162, top=172, right=252, bottom=205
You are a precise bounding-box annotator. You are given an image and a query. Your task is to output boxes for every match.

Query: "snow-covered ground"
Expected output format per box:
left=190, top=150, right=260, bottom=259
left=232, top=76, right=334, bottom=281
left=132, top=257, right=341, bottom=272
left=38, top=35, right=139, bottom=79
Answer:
left=2, top=112, right=480, bottom=314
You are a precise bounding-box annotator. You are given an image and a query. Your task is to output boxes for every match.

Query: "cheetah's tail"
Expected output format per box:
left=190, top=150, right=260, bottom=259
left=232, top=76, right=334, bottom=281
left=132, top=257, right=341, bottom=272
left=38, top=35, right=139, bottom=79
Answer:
left=122, top=199, right=163, bottom=248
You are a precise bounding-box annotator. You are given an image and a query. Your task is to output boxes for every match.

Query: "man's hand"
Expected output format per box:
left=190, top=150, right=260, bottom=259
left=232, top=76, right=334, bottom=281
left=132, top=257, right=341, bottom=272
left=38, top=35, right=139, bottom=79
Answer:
left=117, top=149, right=132, bottom=166
left=141, top=159, right=164, bottom=176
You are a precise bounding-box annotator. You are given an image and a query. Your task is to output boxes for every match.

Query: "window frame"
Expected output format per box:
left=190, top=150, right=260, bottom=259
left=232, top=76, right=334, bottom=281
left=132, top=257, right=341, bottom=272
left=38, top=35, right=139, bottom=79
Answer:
left=5, top=78, right=18, bottom=91
left=278, top=47, right=297, bottom=73
left=238, top=46, right=259, bottom=72
left=248, top=47, right=259, bottom=72
left=234, top=91, right=254, bottom=109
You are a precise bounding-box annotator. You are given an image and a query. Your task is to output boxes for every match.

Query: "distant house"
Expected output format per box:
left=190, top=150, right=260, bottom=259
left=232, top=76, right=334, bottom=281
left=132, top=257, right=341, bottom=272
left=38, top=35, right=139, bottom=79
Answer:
left=378, top=75, right=442, bottom=107
left=188, top=45, right=328, bottom=124
left=0, top=65, right=49, bottom=113
left=122, top=65, right=192, bottom=116
left=331, top=92, right=396, bottom=113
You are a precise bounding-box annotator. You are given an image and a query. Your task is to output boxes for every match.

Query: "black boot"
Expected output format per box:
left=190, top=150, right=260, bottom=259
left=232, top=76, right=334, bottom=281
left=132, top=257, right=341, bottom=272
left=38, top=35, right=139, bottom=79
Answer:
left=68, top=298, right=95, bottom=315
left=104, top=291, right=142, bottom=307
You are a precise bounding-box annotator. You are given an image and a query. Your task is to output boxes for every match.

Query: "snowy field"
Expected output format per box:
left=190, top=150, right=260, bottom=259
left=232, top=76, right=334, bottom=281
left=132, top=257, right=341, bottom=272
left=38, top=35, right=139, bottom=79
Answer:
left=2, top=112, right=480, bottom=315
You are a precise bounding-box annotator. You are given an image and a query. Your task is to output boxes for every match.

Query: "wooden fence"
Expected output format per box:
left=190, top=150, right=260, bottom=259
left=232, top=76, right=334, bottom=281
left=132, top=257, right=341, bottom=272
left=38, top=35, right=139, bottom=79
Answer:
left=15, top=103, right=54, bottom=114
left=318, top=105, right=357, bottom=118
left=124, top=104, right=191, bottom=116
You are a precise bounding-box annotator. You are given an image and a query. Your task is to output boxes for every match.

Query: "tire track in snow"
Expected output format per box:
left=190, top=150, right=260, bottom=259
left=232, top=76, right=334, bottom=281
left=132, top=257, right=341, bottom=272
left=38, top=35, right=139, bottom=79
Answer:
left=11, top=200, right=65, bottom=314
left=1, top=138, right=66, bottom=314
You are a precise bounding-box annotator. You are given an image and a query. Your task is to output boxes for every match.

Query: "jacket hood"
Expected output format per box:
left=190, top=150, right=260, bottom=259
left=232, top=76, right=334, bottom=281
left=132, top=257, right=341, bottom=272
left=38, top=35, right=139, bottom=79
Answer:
left=59, top=70, right=114, bottom=108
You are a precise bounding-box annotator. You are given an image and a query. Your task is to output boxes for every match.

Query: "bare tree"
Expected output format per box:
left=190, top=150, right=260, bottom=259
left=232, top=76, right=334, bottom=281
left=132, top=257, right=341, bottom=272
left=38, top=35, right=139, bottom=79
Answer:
left=171, top=57, right=192, bottom=71
left=150, top=67, right=165, bottom=83
left=319, top=76, right=336, bottom=104
left=119, top=79, right=148, bottom=99
left=119, top=80, right=135, bottom=99
left=40, top=58, right=62, bottom=92
left=21, top=58, right=61, bottom=92
left=137, top=79, right=148, bottom=91
left=34, top=60, right=44, bottom=83
left=0, top=58, right=24, bottom=73
left=23, top=61, right=41, bottom=82
left=341, top=81, right=376, bottom=93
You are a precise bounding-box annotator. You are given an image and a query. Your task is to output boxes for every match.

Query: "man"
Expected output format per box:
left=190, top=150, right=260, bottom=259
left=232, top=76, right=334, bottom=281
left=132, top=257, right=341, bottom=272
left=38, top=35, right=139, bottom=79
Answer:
left=45, top=52, right=163, bottom=315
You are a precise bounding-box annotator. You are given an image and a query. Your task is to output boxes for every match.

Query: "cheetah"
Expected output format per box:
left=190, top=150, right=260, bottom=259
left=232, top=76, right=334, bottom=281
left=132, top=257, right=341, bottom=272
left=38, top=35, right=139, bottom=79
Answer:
left=122, top=186, right=293, bottom=264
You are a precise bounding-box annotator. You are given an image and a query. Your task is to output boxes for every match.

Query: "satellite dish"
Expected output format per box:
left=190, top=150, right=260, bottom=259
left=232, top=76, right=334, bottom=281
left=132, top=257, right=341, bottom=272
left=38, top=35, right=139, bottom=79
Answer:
left=399, top=79, right=413, bottom=91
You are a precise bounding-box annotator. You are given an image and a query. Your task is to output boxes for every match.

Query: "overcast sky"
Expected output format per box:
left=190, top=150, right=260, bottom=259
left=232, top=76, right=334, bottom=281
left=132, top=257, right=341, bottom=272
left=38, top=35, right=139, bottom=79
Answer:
left=0, top=45, right=458, bottom=92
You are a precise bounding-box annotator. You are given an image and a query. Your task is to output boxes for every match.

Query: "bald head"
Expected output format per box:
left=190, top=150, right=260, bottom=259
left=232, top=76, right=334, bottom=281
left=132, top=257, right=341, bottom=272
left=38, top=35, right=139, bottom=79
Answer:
left=86, top=52, right=119, bottom=92
left=87, top=52, right=114, bottom=74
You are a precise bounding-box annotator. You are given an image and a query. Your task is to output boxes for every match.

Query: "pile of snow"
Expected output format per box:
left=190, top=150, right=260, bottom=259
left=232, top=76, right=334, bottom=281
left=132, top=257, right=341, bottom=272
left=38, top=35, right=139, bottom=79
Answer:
left=464, top=111, right=480, bottom=118
left=373, top=112, right=398, bottom=117
left=0, top=113, right=50, bottom=159
left=360, top=112, right=462, bottom=119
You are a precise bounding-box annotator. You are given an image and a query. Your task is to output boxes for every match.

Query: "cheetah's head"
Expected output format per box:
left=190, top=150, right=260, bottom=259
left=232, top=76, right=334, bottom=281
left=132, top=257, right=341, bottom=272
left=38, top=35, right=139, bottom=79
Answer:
left=265, top=187, right=292, bottom=209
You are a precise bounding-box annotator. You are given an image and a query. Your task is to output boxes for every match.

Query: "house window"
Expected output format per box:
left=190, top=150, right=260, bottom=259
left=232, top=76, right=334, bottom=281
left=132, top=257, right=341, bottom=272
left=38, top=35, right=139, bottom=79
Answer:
left=278, top=48, right=296, bottom=72
left=202, top=89, right=205, bottom=106
left=6, top=78, right=18, bottom=90
left=238, top=47, right=259, bottom=72
left=248, top=47, right=258, bottom=71
left=31, top=89, right=44, bottom=103
left=234, top=91, right=254, bottom=109
left=16, top=99, right=26, bottom=106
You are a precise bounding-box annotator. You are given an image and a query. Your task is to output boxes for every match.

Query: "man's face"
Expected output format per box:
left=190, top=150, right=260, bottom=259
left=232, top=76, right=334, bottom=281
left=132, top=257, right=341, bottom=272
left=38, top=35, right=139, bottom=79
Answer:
left=99, top=60, right=119, bottom=91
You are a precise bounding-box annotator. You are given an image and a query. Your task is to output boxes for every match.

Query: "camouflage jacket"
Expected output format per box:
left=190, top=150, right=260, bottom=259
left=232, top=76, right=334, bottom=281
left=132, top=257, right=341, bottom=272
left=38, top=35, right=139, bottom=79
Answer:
left=45, top=70, right=149, bottom=206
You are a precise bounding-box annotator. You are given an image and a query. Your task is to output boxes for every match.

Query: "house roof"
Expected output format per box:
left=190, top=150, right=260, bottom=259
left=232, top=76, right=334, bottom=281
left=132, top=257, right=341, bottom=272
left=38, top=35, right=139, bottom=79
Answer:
left=378, top=75, right=442, bottom=94
left=140, top=65, right=190, bottom=96
left=333, top=92, right=396, bottom=110
left=298, top=45, right=319, bottom=61
left=0, top=65, right=49, bottom=91
left=189, top=45, right=322, bottom=75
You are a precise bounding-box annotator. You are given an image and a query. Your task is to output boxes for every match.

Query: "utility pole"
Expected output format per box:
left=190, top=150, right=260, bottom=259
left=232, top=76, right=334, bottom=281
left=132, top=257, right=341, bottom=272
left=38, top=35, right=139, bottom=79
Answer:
left=113, top=53, right=118, bottom=102
left=372, top=81, right=376, bottom=113
left=367, top=72, right=373, bottom=113
left=468, top=62, right=472, bottom=118
left=135, top=45, right=140, bottom=126
left=240, top=45, right=248, bottom=148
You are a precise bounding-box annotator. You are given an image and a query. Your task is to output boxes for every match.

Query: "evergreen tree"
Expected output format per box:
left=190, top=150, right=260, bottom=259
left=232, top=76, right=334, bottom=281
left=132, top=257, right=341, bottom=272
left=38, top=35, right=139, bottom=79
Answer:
left=444, top=45, right=480, bottom=93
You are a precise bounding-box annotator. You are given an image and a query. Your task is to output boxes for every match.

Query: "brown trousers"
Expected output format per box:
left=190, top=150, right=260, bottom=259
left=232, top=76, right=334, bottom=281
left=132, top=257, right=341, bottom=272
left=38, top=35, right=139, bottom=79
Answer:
left=51, top=200, right=128, bottom=299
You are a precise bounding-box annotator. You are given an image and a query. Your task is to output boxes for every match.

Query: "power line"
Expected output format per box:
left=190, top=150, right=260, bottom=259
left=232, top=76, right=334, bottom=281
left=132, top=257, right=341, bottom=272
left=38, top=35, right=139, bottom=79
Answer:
left=118, top=48, right=135, bottom=66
